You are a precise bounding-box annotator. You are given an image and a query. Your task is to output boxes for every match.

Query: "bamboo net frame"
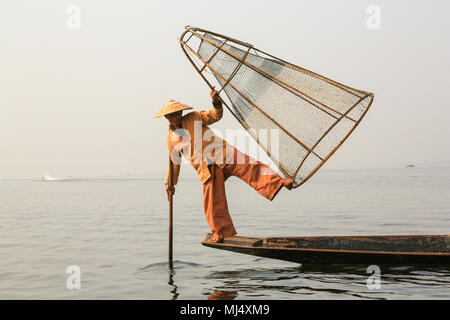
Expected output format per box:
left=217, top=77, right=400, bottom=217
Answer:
left=179, top=26, right=374, bottom=188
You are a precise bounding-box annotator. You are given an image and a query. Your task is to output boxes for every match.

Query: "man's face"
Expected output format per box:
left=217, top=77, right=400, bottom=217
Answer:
left=165, top=111, right=182, bottom=126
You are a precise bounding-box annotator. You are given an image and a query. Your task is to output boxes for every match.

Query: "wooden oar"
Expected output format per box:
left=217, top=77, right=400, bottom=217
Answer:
left=168, top=157, right=174, bottom=269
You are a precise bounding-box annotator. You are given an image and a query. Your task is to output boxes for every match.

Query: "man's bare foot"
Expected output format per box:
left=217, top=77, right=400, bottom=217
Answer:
left=283, top=178, right=294, bottom=190
left=209, top=235, right=224, bottom=243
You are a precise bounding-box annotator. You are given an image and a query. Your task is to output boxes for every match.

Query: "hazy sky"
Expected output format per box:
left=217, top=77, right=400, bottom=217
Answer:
left=1, top=0, right=449, bottom=179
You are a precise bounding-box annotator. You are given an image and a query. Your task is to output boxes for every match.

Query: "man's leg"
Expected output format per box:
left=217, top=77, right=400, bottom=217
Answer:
left=223, top=149, right=292, bottom=201
left=202, top=164, right=237, bottom=241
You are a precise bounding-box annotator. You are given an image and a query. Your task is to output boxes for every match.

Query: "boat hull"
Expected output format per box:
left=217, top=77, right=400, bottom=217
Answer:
left=201, top=234, right=450, bottom=265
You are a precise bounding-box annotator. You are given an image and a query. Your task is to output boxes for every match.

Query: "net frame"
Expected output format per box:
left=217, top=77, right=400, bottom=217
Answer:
left=179, top=26, right=374, bottom=188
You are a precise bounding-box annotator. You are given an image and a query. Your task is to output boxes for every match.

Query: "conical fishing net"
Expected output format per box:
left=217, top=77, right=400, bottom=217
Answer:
left=179, top=27, right=374, bottom=188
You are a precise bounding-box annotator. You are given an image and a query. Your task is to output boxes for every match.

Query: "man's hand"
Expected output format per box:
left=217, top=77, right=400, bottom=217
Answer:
left=210, top=87, right=221, bottom=105
left=165, top=183, right=175, bottom=201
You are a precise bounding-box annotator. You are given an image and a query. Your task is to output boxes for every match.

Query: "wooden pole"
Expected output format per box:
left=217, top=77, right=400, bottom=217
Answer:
left=168, top=156, right=174, bottom=269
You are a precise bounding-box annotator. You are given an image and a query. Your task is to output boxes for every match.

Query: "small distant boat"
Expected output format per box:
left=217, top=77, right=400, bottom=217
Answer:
left=41, top=175, right=61, bottom=181
left=201, top=234, right=450, bottom=265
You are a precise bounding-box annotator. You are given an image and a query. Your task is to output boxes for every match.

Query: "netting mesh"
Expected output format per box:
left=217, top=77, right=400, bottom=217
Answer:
left=180, top=27, right=374, bottom=187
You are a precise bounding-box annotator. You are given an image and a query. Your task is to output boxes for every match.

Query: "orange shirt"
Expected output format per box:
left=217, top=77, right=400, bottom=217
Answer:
left=165, top=105, right=235, bottom=185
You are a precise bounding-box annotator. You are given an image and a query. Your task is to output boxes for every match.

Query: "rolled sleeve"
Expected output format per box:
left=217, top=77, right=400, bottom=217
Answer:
left=200, top=104, right=223, bottom=126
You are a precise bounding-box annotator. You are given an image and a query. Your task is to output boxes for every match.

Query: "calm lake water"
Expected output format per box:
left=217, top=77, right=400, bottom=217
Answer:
left=1, top=167, right=449, bottom=299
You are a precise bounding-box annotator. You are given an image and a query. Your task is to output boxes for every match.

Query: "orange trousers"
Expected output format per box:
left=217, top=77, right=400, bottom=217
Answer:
left=202, top=151, right=286, bottom=239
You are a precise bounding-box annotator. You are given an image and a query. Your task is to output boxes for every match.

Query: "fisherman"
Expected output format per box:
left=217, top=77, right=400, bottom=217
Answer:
left=154, top=89, right=294, bottom=243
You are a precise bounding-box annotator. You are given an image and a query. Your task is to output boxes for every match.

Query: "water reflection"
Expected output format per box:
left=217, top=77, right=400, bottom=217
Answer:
left=204, top=263, right=450, bottom=299
left=137, top=260, right=194, bottom=300
left=168, top=267, right=179, bottom=300
left=136, top=260, right=449, bottom=299
left=208, top=290, right=238, bottom=300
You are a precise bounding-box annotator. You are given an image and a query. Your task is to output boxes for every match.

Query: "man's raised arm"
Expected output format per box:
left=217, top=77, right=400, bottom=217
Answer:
left=200, top=89, right=223, bottom=126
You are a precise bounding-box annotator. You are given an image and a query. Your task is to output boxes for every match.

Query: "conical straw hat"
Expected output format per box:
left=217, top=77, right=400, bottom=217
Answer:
left=154, top=99, right=193, bottom=118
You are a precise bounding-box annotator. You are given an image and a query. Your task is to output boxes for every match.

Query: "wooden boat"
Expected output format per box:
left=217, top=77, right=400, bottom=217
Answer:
left=201, top=234, right=450, bottom=265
